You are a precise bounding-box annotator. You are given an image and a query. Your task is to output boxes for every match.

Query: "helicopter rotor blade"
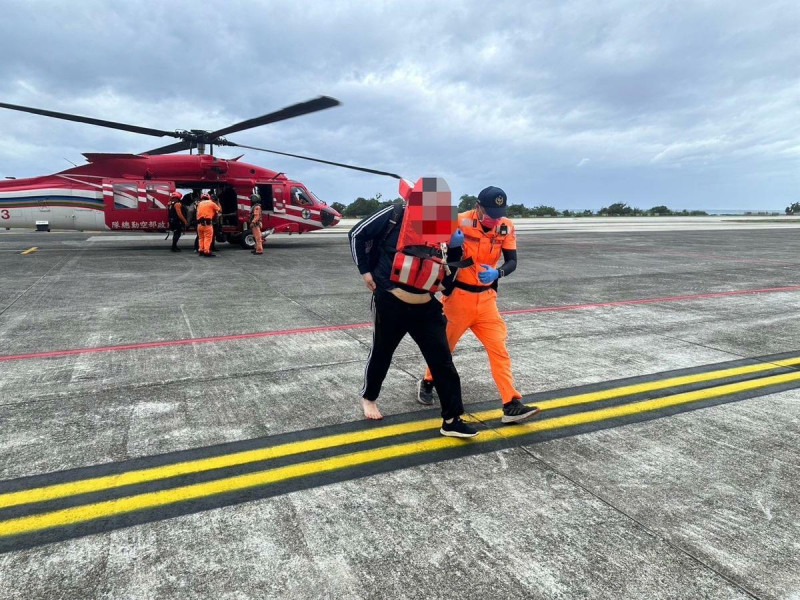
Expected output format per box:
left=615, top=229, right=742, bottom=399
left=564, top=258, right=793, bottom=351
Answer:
left=209, top=96, right=340, bottom=138
left=142, top=140, right=194, bottom=156
left=0, top=101, right=177, bottom=138
left=225, top=141, right=403, bottom=180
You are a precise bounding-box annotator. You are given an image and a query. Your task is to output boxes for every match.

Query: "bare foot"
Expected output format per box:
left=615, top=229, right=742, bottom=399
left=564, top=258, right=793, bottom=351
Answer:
left=361, top=398, right=383, bottom=420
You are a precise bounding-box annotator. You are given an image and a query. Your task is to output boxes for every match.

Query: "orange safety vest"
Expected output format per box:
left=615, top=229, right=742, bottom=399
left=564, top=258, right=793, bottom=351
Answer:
left=454, top=209, right=516, bottom=288
left=196, top=199, right=220, bottom=221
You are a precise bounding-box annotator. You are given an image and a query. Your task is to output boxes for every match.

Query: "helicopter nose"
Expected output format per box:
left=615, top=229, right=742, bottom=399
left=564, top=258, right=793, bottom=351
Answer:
left=321, top=207, right=340, bottom=227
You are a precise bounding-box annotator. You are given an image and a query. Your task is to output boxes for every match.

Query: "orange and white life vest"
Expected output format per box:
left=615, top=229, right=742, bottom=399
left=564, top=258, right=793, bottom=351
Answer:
left=388, top=177, right=468, bottom=292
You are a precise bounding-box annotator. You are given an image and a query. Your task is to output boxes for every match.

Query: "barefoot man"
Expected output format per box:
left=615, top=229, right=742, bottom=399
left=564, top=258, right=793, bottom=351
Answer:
left=348, top=179, right=478, bottom=438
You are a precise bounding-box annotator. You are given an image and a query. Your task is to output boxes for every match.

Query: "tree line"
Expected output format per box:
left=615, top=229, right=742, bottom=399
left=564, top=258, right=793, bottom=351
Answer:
left=331, top=195, right=710, bottom=218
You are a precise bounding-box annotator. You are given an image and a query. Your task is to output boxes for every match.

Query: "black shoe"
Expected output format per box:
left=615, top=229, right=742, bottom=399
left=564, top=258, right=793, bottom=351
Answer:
left=207, top=253, right=217, bottom=257
left=171, top=247, right=181, bottom=252
left=417, top=379, right=435, bottom=406
left=440, top=417, right=479, bottom=438
left=501, top=399, right=540, bottom=424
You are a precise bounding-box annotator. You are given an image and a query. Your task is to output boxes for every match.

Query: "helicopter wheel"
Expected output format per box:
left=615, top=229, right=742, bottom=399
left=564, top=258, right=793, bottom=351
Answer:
left=240, top=233, right=256, bottom=250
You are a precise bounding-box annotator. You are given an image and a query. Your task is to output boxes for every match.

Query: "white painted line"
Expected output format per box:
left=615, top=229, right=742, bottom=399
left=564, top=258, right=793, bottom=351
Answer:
left=86, top=235, right=170, bottom=242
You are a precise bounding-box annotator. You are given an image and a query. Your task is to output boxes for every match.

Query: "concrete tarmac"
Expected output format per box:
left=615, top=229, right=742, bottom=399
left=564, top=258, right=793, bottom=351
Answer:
left=0, top=219, right=799, bottom=599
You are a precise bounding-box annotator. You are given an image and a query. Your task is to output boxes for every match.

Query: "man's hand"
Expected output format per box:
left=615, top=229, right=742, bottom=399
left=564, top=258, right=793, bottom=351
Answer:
left=362, top=272, right=377, bottom=291
left=478, top=264, right=499, bottom=284
left=449, top=228, right=464, bottom=247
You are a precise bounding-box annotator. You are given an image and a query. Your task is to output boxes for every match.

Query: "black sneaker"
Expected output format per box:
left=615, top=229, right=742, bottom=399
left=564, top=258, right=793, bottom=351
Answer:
left=440, top=417, right=479, bottom=438
left=417, top=379, right=435, bottom=406
left=501, top=399, right=540, bottom=424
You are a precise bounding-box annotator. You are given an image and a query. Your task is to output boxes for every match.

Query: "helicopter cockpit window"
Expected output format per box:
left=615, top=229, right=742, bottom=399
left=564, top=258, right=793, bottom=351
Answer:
left=290, top=187, right=314, bottom=207
left=113, top=183, right=138, bottom=209
left=308, top=189, right=326, bottom=206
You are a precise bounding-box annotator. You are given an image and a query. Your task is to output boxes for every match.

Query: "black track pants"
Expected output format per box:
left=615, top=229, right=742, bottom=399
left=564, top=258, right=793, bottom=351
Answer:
left=171, top=226, right=182, bottom=249
left=361, top=289, right=464, bottom=421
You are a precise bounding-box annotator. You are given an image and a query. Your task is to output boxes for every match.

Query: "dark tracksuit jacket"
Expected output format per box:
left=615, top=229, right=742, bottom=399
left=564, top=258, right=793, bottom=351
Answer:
left=349, top=205, right=464, bottom=420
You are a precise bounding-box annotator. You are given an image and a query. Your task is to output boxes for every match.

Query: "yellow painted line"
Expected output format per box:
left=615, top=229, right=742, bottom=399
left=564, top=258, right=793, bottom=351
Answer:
left=1, top=355, right=799, bottom=511
left=20, top=247, right=37, bottom=255
left=1, top=368, right=799, bottom=538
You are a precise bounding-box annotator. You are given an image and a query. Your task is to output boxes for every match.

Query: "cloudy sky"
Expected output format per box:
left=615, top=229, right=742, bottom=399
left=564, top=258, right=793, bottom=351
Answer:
left=0, top=0, right=797, bottom=211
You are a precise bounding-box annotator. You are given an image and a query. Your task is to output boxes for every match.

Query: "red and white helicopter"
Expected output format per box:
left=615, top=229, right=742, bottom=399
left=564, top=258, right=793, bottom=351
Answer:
left=0, top=97, right=400, bottom=248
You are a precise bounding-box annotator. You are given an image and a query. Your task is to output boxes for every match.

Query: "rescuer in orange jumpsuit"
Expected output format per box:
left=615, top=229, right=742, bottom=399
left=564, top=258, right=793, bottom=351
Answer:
left=196, top=193, right=221, bottom=257
left=419, top=186, right=540, bottom=424
left=249, top=194, right=263, bottom=255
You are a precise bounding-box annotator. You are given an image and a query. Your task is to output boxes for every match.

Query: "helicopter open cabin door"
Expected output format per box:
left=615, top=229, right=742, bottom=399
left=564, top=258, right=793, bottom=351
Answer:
left=102, top=179, right=171, bottom=231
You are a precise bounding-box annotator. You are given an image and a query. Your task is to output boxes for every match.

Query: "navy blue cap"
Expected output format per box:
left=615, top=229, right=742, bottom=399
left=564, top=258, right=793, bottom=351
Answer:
left=478, top=186, right=507, bottom=218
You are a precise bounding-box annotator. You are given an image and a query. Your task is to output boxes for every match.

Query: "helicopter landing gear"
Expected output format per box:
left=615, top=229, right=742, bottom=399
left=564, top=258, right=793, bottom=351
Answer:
left=232, top=229, right=274, bottom=250
left=225, top=233, right=250, bottom=249
left=241, top=233, right=256, bottom=250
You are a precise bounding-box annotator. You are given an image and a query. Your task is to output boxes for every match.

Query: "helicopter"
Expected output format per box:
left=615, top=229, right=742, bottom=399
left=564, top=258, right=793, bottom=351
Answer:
left=0, top=97, right=401, bottom=248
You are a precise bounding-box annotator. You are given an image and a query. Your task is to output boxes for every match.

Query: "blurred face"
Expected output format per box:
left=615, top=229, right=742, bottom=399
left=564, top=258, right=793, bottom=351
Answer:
left=406, top=177, right=457, bottom=244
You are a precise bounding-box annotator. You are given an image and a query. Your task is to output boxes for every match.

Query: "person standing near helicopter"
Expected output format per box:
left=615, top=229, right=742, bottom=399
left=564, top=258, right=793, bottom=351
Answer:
left=249, top=194, right=264, bottom=255
left=167, top=191, right=188, bottom=252
left=211, top=190, right=225, bottom=246
left=196, top=193, right=220, bottom=257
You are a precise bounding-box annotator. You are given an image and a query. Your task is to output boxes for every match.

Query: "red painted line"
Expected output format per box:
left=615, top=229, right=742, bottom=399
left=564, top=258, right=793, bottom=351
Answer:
left=0, top=323, right=370, bottom=363
left=2, top=285, right=799, bottom=363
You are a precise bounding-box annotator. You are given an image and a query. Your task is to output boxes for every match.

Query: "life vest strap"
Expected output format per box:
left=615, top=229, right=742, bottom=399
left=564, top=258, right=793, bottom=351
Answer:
left=402, top=245, right=441, bottom=259
left=446, top=257, right=473, bottom=269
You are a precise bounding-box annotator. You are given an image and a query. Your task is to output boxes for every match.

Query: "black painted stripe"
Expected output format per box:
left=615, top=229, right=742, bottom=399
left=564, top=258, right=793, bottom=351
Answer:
left=0, top=351, right=797, bottom=553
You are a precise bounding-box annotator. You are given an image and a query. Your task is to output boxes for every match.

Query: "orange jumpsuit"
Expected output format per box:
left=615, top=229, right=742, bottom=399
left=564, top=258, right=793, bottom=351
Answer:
left=250, top=204, right=263, bottom=254
left=424, top=209, right=521, bottom=404
left=196, top=199, right=220, bottom=255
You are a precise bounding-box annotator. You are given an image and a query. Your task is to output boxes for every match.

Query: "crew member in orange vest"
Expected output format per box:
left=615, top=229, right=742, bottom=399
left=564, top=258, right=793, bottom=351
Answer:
left=249, top=194, right=263, bottom=255
left=196, top=193, right=220, bottom=257
left=419, top=186, right=540, bottom=423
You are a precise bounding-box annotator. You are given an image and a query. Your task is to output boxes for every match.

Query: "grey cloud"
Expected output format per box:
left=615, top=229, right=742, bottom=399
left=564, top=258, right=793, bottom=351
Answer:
left=0, top=0, right=797, bottom=209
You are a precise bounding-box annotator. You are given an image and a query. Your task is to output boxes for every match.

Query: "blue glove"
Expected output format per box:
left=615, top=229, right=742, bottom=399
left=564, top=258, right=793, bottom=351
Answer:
left=478, top=264, right=499, bottom=284
left=449, top=228, right=464, bottom=247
